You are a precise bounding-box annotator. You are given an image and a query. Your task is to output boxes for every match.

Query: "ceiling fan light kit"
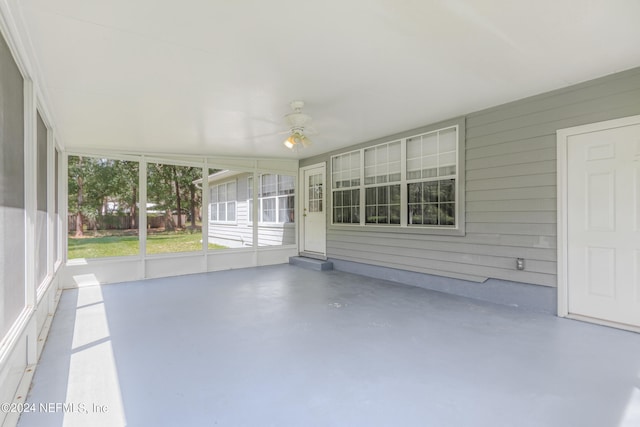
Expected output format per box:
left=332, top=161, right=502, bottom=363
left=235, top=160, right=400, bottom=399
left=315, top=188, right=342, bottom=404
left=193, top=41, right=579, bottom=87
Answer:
left=284, top=135, right=296, bottom=149
left=284, top=131, right=310, bottom=149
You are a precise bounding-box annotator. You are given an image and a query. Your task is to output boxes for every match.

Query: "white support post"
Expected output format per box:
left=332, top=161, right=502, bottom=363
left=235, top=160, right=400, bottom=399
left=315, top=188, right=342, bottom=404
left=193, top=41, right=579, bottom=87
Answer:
left=202, top=161, right=209, bottom=254
left=23, top=79, right=37, bottom=365
left=61, top=150, right=68, bottom=274
left=46, top=125, right=54, bottom=284
left=23, top=79, right=36, bottom=308
left=359, top=150, right=365, bottom=226
left=54, top=143, right=63, bottom=272
left=400, top=138, right=408, bottom=227
left=139, top=158, right=147, bottom=277
left=252, top=165, right=259, bottom=252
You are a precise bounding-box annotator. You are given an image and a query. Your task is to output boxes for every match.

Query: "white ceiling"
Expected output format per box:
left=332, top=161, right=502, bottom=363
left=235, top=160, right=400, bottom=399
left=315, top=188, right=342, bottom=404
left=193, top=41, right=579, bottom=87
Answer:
left=11, top=0, right=640, bottom=159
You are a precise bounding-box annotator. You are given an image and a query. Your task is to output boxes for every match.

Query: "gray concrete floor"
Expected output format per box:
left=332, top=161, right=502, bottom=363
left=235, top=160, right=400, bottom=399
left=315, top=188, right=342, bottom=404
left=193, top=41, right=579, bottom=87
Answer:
left=18, top=265, right=640, bottom=427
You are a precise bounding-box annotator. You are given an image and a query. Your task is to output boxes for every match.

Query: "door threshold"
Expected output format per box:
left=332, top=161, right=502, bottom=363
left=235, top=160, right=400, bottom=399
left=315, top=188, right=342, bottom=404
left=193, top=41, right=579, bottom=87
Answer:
left=299, top=251, right=327, bottom=261
left=566, top=313, right=640, bottom=334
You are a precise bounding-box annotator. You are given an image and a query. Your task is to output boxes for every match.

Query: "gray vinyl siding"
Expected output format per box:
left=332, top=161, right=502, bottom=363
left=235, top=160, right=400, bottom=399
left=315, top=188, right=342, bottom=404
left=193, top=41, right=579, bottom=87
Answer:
left=301, top=67, right=640, bottom=287
left=255, top=224, right=295, bottom=246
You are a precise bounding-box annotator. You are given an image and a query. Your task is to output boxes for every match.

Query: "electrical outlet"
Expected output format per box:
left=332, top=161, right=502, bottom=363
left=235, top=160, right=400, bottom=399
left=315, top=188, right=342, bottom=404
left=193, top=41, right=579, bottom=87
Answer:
left=516, top=258, right=525, bottom=270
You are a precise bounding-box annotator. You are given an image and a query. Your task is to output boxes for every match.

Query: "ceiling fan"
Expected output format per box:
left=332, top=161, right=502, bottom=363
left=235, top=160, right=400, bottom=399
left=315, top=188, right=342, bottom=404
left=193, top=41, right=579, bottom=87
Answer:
left=283, top=100, right=313, bottom=150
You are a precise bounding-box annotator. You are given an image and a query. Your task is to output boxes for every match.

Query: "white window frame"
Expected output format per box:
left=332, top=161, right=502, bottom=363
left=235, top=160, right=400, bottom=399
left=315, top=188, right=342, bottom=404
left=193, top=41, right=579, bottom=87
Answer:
left=405, top=126, right=457, bottom=227
left=329, top=119, right=465, bottom=236
left=363, top=140, right=402, bottom=226
left=248, top=174, right=295, bottom=225
left=331, top=149, right=361, bottom=225
left=209, top=180, right=237, bottom=225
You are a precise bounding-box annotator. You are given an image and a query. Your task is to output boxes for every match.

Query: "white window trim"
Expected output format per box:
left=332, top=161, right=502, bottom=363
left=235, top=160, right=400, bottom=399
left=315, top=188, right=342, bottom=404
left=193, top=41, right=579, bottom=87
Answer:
left=363, top=140, right=402, bottom=226
left=329, top=119, right=465, bottom=236
left=248, top=174, right=295, bottom=225
left=209, top=179, right=238, bottom=225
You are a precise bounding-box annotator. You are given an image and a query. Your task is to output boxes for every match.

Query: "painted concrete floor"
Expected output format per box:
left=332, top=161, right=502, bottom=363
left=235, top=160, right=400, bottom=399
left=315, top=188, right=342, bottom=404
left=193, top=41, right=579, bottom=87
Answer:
left=18, top=265, right=640, bottom=427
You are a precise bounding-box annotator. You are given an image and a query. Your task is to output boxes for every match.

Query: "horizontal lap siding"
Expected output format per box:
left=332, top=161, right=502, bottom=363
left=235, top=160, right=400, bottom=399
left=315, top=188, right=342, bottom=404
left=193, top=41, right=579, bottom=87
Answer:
left=208, top=224, right=293, bottom=247
left=328, top=229, right=556, bottom=285
left=209, top=192, right=252, bottom=247
left=208, top=193, right=295, bottom=246
left=318, top=68, right=640, bottom=287
left=258, top=225, right=295, bottom=246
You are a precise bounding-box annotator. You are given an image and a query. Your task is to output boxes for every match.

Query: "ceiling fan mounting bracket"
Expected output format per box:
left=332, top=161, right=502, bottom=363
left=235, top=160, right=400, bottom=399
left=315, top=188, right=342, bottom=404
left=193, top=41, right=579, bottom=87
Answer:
left=289, top=100, right=305, bottom=112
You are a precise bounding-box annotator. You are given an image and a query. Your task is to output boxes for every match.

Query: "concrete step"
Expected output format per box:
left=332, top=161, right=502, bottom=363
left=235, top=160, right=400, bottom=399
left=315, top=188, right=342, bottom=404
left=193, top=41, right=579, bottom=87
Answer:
left=289, top=256, right=333, bottom=271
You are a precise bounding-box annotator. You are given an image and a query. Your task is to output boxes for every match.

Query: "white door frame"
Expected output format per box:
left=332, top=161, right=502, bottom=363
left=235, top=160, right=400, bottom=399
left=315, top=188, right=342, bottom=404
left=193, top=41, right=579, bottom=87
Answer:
left=556, top=114, right=640, bottom=325
left=299, top=162, right=326, bottom=257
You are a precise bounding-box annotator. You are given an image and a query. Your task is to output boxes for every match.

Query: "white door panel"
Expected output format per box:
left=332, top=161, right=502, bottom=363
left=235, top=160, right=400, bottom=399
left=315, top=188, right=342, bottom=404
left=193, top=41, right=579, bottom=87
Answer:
left=567, top=124, right=640, bottom=327
left=302, top=164, right=326, bottom=255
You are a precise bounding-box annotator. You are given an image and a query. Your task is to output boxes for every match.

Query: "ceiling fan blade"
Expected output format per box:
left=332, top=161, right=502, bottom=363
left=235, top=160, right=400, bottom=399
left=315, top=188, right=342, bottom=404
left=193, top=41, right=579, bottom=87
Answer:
left=249, top=129, right=291, bottom=139
left=302, top=125, right=317, bottom=135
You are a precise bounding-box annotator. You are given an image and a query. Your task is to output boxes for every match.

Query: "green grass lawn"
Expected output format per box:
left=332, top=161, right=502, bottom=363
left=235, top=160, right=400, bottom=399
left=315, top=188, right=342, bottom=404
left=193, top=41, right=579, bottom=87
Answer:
left=68, top=231, right=226, bottom=259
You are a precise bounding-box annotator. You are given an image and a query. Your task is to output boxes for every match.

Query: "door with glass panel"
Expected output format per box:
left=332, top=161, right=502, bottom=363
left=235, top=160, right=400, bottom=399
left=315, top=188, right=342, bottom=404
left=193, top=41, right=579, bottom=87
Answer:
left=301, top=164, right=326, bottom=255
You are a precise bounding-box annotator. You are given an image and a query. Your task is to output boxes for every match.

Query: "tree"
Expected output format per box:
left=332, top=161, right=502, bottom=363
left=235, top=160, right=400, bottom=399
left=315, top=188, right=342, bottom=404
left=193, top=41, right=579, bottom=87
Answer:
left=68, top=156, right=85, bottom=237
left=177, top=167, right=203, bottom=229
left=146, top=163, right=203, bottom=231
left=112, top=160, right=139, bottom=228
left=172, top=166, right=182, bottom=229
left=69, top=158, right=204, bottom=235
left=68, top=156, right=140, bottom=235
left=147, top=163, right=176, bottom=230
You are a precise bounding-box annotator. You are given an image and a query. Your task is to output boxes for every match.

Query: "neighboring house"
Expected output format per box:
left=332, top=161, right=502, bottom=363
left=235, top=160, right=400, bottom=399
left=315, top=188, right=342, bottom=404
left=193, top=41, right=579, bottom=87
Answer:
left=200, top=170, right=296, bottom=248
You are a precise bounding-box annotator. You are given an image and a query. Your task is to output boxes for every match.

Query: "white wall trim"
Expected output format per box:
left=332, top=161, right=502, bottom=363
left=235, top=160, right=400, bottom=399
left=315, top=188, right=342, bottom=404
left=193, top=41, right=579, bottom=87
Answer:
left=556, top=114, right=640, bottom=318
left=556, top=129, right=568, bottom=318
left=0, top=278, right=60, bottom=427
left=63, top=147, right=297, bottom=170
left=0, top=0, right=32, bottom=81
left=65, top=149, right=143, bottom=163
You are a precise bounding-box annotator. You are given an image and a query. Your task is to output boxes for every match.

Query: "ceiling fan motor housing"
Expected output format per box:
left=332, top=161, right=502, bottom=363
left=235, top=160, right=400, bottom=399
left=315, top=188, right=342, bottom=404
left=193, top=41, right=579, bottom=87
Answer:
left=284, top=100, right=311, bottom=128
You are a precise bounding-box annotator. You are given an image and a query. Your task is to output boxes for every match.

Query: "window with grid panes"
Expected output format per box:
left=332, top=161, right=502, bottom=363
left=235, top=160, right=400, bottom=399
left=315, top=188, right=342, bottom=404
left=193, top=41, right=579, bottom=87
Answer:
left=248, top=176, right=253, bottom=223
left=277, top=175, right=295, bottom=223
left=331, top=151, right=360, bottom=224
left=406, top=127, right=456, bottom=226
left=330, top=124, right=460, bottom=229
left=260, top=174, right=277, bottom=222
left=248, top=174, right=295, bottom=223
left=364, top=141, right=401, bottom=225
left=209, top=181, right=237, bottom=223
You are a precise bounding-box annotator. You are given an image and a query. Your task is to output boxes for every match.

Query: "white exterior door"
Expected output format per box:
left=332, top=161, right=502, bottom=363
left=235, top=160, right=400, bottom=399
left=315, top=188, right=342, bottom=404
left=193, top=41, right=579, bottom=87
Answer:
left=301, top=164, right=326, bottom=255
left=564, top=121, right=640, bottom=329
